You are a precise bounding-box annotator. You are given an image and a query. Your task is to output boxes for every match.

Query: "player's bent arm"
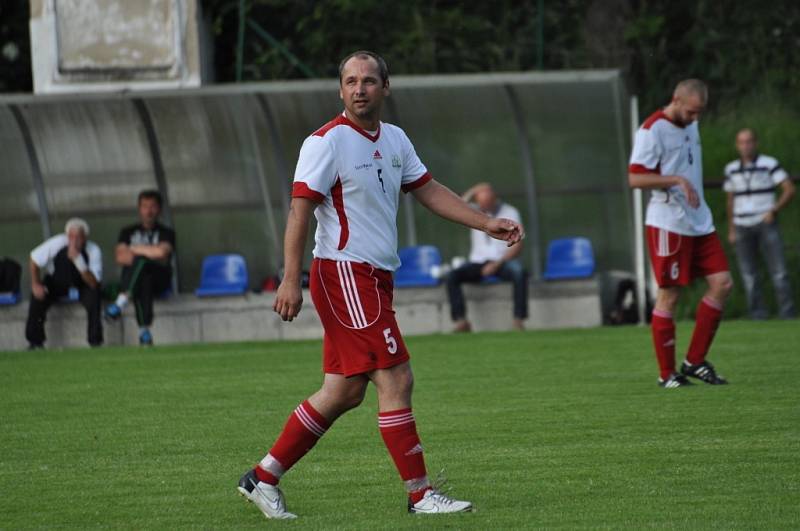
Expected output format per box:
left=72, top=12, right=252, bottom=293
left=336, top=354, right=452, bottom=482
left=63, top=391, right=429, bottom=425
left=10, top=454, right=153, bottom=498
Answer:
left=412, top=179, right=490, bottom=230
left=115, top=243, right=135, bottom=266
left=412, top=179, right=524, bottom=245
left=274, top=197, right=315, bottom=321
left=628, top=172, right=699, bottom=208
left=628, top=172, right=682, bottom=190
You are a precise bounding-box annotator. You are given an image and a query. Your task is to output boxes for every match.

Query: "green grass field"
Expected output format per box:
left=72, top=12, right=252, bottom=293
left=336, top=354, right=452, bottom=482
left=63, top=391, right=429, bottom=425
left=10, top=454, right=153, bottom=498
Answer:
left=2, top=321, right=799, bottom=529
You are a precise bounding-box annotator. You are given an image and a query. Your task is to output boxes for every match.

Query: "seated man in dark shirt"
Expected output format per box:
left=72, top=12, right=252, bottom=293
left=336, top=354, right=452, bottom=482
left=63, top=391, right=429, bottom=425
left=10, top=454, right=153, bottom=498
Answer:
left=105, top=190, right=176, bottom=346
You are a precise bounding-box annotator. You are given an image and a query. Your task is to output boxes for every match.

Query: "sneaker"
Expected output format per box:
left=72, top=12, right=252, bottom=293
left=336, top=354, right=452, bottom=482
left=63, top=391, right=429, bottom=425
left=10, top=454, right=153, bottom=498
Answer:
left=658, top=372, right=694, bottom=389
left=681, top=360, right=728, bottom=385
left=408, top=489, right=473, bottom=514
left=452, top=320, right=472, bottom=333
left=139, top=329, right=153, bottom=346
left=237, top=469, right=297, bottom=520
left=104, top=303, right=122, bottom=321
left=28, top=343, right=44, bottom=351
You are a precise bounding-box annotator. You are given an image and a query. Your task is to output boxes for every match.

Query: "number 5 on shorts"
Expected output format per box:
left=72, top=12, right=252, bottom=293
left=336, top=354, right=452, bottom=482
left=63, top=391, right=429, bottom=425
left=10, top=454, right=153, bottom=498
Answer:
left=383, top=327, right=398, bottom=354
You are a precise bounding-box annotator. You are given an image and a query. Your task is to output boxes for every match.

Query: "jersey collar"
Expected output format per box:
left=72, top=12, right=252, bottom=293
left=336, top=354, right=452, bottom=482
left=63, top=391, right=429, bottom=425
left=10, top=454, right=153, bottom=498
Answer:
left=339, top=112, right=381, bottom=142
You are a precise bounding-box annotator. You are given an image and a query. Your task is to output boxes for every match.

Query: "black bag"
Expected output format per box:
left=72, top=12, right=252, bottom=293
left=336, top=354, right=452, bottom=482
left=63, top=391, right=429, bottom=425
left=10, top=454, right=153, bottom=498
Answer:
left=0, top=257, right=22, bottom=293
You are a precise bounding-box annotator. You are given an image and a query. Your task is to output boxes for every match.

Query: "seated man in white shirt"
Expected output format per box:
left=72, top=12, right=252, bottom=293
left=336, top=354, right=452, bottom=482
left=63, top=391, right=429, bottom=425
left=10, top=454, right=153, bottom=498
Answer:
left=446, top=183, right=527, bottom=332
left=25, top=218, right=103, bottom=348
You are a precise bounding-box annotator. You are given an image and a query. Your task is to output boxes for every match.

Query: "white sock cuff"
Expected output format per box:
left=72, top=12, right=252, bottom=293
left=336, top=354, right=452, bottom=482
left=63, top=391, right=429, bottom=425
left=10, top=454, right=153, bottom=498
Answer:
left=259, top=453, right=286, bottom=478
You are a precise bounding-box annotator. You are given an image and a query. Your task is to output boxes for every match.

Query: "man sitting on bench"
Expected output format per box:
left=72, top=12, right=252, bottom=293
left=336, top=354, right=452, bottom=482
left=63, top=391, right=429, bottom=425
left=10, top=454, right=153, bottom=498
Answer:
left=26, top=218, right=103, bottom=349
left=446, top=183, right=527, bottom=332
left=105, top=190, right=175, bottom=346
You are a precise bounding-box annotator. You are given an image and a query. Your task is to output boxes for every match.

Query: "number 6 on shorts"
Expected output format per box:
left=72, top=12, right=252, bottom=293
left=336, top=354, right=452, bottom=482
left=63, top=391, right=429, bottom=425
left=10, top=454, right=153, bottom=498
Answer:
left=383, top=327, right=398, bottom=354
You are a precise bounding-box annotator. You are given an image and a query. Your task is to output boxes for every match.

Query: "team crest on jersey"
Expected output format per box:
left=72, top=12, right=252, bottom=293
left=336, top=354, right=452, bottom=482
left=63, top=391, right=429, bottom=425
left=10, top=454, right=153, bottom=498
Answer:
left=391, top=155, right=401, bottom=168
left=373, top=150, right=382, bottom=160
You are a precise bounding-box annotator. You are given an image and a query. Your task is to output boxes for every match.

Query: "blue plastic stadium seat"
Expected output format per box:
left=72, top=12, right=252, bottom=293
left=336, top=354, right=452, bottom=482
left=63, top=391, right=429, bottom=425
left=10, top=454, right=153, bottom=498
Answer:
left=0, top=291, right=20, bottom=305
left=195, top=254, right=249, bottom=297
left=543, top=237, right=595, bottom=280
left=395, top=246, right=442, bottom=287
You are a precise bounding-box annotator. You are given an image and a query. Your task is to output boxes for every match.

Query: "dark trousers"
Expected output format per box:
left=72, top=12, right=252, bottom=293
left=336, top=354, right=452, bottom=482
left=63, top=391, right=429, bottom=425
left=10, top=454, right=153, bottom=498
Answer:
left=446, top=259, right=528, bottom=320
left=120, top=257, right=171, bottom=327
left=25, top=266, right=103, bottom=347
left=734, top=221, right=796, bottom=319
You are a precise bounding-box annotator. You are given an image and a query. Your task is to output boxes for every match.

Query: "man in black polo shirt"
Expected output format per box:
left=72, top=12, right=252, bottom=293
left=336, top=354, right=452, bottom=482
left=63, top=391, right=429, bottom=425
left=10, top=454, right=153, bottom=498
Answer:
left=105, top=190, right=176, bottom=345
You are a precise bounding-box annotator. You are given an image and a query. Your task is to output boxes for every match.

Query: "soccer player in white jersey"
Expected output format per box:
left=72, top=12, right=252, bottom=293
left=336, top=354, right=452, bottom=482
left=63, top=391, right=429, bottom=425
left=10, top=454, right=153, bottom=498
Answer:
left=237, top=51, right=524, bottom=519
left=628, top=79, right=733, bottom=389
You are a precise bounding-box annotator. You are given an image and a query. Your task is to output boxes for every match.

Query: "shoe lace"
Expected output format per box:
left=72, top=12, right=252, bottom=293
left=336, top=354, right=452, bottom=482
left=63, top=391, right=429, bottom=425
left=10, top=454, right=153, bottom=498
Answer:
left=427, top=469, right=458, bottom=506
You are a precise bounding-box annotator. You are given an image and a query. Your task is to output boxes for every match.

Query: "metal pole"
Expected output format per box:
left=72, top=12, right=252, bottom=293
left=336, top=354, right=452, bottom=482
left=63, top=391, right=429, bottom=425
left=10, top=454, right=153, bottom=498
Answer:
left=536, top=0, right=544, bottom=70
left=384, top=97, right=417, bottom=247
left=132, top=99, right=179, bottom=291
left=9, top=104, right=51, bottom=240
left=504, top=85, right=542, bottom=279
left=255, top=94, right=291, bottom=222
left=235, top=0, right=246, bottom=82
left=245, top=96, right=282, bottom=273
left=630, top=95, right=647, bottom=325
left=246, top=20, right=318, bottom=78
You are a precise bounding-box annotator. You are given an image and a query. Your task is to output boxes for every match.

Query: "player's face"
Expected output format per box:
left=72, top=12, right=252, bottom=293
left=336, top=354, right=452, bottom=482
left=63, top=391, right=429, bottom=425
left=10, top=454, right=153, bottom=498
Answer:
left=67, top=228, right=86, bottom=250
left=735, top=131, right=757, bottom=160
left=339, top=57, right=389, bottom=123
left=674, top=94, right=706, bottom=126
left=138, top=198, right=161, bottom=227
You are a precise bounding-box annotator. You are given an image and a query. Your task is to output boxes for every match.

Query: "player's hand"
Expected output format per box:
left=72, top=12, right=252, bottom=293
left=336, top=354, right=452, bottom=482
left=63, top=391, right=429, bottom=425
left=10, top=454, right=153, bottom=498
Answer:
left=676, top=177, right=700, bottom=208
left=273, top=280, right=303, bottom=322
left=727, top=228, right=737, bottom=245
left=481, top=260, right=502, bottom=277
left=763, top=210, right=776, bottom=224
left=32, top=282, right=47, bottom=301
left=484, top=218, right=525, bottom=247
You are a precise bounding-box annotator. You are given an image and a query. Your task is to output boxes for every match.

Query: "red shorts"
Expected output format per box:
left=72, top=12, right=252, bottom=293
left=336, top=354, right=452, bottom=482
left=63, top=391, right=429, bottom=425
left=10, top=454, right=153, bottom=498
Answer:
left=646, top=226, right=729, bottom=287
left=310, top=258, right=409, bottom=377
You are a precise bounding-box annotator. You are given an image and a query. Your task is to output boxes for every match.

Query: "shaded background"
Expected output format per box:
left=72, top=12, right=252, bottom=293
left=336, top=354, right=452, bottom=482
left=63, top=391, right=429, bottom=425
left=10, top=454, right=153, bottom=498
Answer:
left=1, top=0, right=798, bottom=318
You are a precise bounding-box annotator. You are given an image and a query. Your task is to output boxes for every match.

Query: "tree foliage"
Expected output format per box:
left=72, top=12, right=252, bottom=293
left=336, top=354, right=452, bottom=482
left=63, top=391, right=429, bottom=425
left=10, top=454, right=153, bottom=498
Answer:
left=1, top=0, right=799, bottom=112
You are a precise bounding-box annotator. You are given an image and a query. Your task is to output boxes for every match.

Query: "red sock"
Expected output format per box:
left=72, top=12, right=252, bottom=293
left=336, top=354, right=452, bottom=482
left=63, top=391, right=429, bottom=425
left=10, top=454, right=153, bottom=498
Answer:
left=379, top=408, right=430, bottom=503
left=686, top=297, right=723, bottom=365
left=651, top=309, right=676, bottom=380
left=255, top=400, right=330, bottom=485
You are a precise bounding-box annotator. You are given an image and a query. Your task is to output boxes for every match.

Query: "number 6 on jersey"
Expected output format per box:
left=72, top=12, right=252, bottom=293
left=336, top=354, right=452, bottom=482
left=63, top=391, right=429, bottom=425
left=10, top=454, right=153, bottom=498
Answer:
left=383, top=327, right=398, bottom=354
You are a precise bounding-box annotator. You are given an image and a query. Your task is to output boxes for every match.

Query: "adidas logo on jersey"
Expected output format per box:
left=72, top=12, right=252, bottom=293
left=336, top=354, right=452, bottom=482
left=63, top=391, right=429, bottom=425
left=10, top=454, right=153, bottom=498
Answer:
left=373, top=150, right=382, bottom=159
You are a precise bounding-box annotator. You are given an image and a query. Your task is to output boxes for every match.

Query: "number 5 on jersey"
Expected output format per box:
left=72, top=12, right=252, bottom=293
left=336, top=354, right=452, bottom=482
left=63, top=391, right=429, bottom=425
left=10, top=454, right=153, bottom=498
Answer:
left=383, top=327, right=398, bottom=354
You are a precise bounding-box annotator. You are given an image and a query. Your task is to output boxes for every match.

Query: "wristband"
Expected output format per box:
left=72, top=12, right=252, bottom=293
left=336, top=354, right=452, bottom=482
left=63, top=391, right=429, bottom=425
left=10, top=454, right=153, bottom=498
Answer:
left=72, top=254, right=88, bottom=273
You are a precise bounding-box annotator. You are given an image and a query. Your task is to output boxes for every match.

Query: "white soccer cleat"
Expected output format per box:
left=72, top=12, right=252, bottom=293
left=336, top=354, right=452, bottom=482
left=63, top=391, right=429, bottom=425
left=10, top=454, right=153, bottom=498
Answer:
left=408, top=489, right=473, bottom=514
left=237, top=469, right=297, bottom=520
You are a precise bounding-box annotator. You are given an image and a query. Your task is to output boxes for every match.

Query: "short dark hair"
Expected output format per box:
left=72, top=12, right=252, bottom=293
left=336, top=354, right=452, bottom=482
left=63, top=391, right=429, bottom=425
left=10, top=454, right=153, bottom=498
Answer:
left=338, top=50, right=389, bottom=86
left=138, top=189, right=162, bottom=207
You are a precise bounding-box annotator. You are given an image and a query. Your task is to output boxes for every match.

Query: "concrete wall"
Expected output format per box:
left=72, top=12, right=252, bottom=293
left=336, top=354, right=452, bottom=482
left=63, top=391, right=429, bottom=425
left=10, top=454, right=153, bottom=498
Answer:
left=30, top=0, right=202, bottom=93
left=0, top=280, right=602, bottom=351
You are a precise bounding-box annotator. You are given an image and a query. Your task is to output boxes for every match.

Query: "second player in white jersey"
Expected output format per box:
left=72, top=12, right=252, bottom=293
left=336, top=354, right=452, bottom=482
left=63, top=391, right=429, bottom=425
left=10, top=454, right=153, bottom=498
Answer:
left=292, top=113, right=430, bottom=271
left=629, top=109, right=713, bottom=236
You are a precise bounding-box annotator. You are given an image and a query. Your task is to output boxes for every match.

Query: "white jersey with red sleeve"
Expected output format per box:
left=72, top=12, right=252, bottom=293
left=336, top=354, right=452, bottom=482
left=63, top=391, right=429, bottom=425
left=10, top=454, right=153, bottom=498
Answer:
left=292, top=113, right=432, bottom=271
left=629, top=110, right=714, bottom=236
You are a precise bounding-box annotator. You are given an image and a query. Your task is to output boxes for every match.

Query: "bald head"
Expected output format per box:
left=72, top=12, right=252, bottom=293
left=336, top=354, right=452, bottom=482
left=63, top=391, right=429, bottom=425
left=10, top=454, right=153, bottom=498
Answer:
left=666, top=78, right=708, bottom=126
left=735, top=128, right=758, bottom=161
left=673, top=79, right=708, bottom=102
